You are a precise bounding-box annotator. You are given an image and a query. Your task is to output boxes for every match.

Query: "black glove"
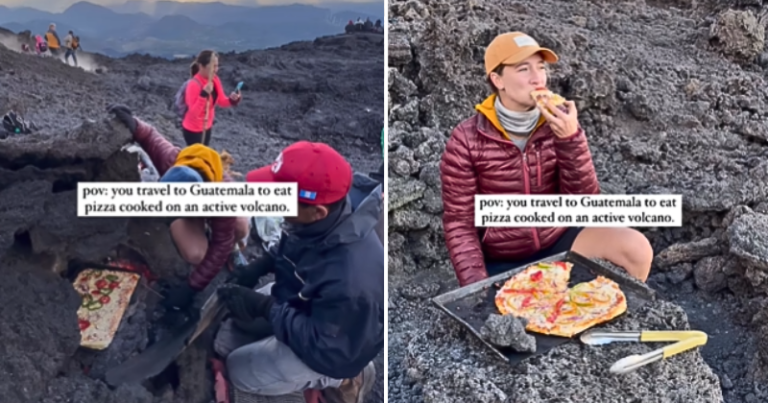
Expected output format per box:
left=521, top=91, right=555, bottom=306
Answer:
left=217, top=284, right=273, bottom=321
left=162, top=282, right=197, bottom=311
left=232, top=254, right=275, bottom=288
left=233, top=317, right=274, bottom=341
left=106, top=104, right=137, bottom=134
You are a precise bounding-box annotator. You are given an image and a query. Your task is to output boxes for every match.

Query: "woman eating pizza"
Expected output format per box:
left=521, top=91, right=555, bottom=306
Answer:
left=439, top=31, right=653, bottom=287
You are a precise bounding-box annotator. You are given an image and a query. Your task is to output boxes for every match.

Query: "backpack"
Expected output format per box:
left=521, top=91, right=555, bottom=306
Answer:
left=3, top=111, right=31, bottom=135
left=173, top=77, right=202, bottom=121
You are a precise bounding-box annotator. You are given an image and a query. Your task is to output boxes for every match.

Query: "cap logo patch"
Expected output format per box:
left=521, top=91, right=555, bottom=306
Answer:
left=299, top=190, right=317, bottom=200
left=514, top=35, right=537, bottom=48
left=271, top=152, right=283, bottom=174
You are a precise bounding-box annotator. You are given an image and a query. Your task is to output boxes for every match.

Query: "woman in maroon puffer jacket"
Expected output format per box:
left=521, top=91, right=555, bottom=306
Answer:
left=440, top=32, right=653, bottom=287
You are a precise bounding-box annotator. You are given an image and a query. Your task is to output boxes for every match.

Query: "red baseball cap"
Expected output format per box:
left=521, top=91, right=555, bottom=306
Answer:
left=246, top=141, right=352, bottom=205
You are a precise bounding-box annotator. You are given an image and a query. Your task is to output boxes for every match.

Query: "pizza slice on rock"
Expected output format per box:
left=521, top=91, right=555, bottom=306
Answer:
left=74, top=269, right=140, bottom=350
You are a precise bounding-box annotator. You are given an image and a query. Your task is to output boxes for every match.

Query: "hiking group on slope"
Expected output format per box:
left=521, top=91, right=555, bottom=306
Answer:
left=100, top=47, right=385, bottom=403
left=29, top=23, right=80, bottom=66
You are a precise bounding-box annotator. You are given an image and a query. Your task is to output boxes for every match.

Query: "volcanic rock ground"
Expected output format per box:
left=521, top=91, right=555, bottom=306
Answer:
left=0, top=30, right=384, bottom=403
left=388, top=0, right=768, bottom=402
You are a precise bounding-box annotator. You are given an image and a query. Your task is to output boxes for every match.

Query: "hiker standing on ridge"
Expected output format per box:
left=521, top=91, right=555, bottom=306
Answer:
left=212, top=142, right=384, bottom=403
left=180, top=50, right=241, bottom=146
left=107, top=104, right=251, bottom=313
left=439, top=31, right=654, bottom=287
left=45, top=23, right=62, bottom=56
left=63, top=30, right=78, bottom=67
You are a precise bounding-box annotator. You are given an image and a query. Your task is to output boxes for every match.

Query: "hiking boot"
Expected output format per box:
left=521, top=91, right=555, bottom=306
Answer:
left=323, top=362, right=375, bottom=403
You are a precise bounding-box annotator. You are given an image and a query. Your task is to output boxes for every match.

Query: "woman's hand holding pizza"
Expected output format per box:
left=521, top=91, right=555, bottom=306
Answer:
left=538, top=99, right=579, bottom=138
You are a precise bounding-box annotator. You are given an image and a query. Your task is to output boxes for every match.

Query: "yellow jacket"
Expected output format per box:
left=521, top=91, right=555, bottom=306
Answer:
left=45, top=31, right=60, bottom=49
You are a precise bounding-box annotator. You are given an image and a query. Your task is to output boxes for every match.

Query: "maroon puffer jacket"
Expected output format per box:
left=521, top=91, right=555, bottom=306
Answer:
left=439, top=96, right=600, bottom=287
left=133, top=118, right=236, bottom=290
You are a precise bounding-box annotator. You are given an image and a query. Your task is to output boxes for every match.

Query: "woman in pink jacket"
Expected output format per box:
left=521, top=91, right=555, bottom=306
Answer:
left=182, top=50, right=241, bottom=146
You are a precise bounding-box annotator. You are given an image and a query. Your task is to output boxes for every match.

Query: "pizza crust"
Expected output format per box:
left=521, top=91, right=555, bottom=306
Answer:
left=74, top=269, right=140, bottom=350
left=494, top=261, right=627, bottom=338
left=530, top=88, right=566, bottom=108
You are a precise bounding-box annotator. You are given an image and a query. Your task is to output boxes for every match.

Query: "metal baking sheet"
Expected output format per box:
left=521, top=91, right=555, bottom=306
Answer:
left=431, top=251, right=656, bottom=364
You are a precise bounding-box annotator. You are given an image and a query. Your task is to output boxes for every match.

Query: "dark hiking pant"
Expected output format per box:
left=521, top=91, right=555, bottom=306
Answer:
left=183, top=128, right=213, bottom=146
left=65, top=49, right=77, bottom=66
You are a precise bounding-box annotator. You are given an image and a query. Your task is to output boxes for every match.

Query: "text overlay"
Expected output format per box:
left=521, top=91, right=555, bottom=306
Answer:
left=475, top=195, right=682, bottom=227
left=78, top=182, right=298, bottom=217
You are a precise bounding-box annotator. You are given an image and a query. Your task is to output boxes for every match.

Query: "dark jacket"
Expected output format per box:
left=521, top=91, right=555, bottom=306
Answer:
left=440, top=94, right=600, bottom=287
left=133, top=118, right=237, bottom=290
left=267, top=176, right=384, bottom=379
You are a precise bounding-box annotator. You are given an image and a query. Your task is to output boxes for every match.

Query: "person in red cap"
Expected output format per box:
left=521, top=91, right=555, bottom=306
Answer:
left=213, top=141, right=383, bottom=403
left=440, top=31, right=653, bottom=287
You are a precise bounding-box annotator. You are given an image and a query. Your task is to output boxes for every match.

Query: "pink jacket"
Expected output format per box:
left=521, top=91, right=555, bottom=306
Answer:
left=182, top=73, right=239, bottom=132
left=35, top=35, right=44, bottom=54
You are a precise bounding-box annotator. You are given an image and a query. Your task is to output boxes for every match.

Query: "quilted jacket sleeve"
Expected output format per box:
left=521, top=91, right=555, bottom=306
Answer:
left=440, top=124, right=488, bottom=287
left=188, top=215, right=236, bottom=290
left=133, top=118, right=180, bottom=176
left=553, top=127, right=600, bottom=195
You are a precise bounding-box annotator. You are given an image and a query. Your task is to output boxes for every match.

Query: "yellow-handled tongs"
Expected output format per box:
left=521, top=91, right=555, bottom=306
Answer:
left=579, top=329, right=708, bottom=374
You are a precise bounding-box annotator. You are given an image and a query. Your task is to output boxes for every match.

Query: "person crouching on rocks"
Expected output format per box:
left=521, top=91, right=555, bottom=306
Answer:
left=212, top=141, right=384, bottom=403
left=107, top=104, right=250, bottom=312
left=439, top=31, right=654, bottom=287
left=182, top=49, right=241, bottom=147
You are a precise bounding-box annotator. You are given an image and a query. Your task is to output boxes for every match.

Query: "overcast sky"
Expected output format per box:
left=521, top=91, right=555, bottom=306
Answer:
left=0, top=0, right=378, bottom=12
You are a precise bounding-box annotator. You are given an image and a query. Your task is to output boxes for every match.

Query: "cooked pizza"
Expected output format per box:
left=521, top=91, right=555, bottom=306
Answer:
left=73, top=269, right=140, bottom=350
left=494, top=261, right=627, bottom=338
left=530, top=87, right=566, bottom=108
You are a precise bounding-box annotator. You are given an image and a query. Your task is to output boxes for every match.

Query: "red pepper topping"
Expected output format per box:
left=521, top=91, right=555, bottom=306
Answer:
left=530, top=271, right=543, bottom=282
left=78, top=319, right=91, bottom=330
left=99, top=296, right=110, bottom=304
left=502, top=288, right=536, bottom=294
left=108, top=282, right=120, bottom=289
left=547, top=298, right=566, bottom=323
left=95, top=279, right=108, bottom=289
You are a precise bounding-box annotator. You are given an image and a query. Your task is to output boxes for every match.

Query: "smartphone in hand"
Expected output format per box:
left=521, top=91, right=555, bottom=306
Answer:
left=235, top=81, right=244, bottom=92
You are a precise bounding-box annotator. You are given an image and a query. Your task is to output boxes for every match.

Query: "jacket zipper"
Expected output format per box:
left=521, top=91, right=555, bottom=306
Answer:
left=476, top=126, right=542, bottom=251
left=521, top=145, right=540, bottom=251
left=283, top=255, right=309, bottom=301
left=536, top=149, right=542, bottom=187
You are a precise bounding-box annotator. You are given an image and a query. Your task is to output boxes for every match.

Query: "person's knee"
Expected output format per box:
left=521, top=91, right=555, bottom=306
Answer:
left=235, top=217, right=249, bottom=241
left=172, top=232, right=207, bottom=264
left=181, top=247, right=206, bottom=265
left=171, top=218, right=208, bottom=264
left=572, top=227, right=652, bottom=282
left=621, top=229, right=653, bottom=281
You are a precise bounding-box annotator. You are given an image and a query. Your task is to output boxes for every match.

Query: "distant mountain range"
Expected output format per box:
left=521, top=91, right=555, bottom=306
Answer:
left=0, top=0, right=384, bottom=58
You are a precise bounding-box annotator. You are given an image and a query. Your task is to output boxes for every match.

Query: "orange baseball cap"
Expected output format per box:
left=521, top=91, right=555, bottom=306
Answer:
left=484, top=32, right=559, bottom=75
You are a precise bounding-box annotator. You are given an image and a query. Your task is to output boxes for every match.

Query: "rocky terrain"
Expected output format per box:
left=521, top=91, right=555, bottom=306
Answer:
left=0, top=29, right=384, bottom=403
left=387, top=0, right=768, bottom=402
